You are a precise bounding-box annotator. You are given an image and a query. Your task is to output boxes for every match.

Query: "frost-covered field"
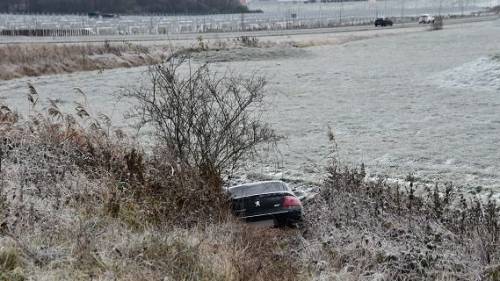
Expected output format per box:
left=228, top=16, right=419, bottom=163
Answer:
left=1, top=19, right=500, bottom=194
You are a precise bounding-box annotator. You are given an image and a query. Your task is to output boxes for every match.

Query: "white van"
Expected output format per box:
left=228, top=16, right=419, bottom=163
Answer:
left=418, top=14, right=435, bottom=24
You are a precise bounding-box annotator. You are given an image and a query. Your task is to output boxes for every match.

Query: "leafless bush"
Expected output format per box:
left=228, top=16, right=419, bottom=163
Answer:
left=431, top=16, right=444, bottom=30
left=126, top=54, right=277, bottom=181
left=237, top=36, right=260, bottom=48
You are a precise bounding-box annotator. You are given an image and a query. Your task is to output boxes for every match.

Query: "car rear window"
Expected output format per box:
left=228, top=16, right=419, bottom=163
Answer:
left=228, top=182, right=289, bottom=198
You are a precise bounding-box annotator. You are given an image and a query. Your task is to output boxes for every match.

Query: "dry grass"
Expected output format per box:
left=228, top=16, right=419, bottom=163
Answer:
left=0, top=42, right=163, bottom=80
left=0, top=244, right=25, bottom=281
left=0, top=89, right=305, bottom=280
left=300, top=134, right=500, bottom=280
left=0, top=32, right=397, bottom=81
left=0, top=39, right=267, bottom=81
left=1, top=87, right=499, bottom=280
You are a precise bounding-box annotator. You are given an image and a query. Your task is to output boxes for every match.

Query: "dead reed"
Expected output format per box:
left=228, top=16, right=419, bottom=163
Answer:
left=0, top=42, right=159, bottom=80
left=301, top=132, right=499, bottom=280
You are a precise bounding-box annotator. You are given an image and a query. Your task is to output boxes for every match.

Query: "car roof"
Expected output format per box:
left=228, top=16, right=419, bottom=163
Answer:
left=228, top=180, right=291, bottom=199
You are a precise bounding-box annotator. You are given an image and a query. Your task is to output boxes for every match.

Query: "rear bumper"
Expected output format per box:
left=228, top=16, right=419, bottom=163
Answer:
left=243, top=209, right=303, bottom=225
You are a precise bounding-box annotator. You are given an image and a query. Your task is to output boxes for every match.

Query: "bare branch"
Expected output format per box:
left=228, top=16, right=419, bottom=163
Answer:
left=126, top=56, right=277, bottom=179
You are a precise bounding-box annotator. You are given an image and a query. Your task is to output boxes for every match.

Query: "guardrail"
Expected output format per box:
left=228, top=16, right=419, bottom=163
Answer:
left=0, top=11, right=494, bottom=37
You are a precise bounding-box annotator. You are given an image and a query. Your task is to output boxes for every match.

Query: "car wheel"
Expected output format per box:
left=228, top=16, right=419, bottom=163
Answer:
left=273, top=217, right=287, bottom=227
left=287, top=222, right=301, bottom=229
left=295, top=220, right=306, bottom=229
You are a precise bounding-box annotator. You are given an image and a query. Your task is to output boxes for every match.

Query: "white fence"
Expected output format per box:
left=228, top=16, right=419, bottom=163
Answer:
left=0, top=0, right=496, bottom=37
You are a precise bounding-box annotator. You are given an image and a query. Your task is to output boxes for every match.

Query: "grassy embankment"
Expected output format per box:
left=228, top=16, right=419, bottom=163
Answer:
left=0, top=62, right=498, bottom=280
left=0, top=28, right=427, bottom=81
left=0, top=38, right=259, bottom=80
left=0, top=34, right=382, bottom=81
left=0, top=42, right=164, bottom=80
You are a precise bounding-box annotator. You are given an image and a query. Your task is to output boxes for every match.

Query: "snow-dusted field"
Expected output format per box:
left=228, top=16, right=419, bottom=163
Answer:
left=1, top=19, right=500, bottom=194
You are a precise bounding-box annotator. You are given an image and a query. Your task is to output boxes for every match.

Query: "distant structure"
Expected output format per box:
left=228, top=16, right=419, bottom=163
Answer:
left=1, top=0, right=250, bottom=14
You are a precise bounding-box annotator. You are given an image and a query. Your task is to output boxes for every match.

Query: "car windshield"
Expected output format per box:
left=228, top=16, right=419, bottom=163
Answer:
left=228, top=182, right=289, bottom=198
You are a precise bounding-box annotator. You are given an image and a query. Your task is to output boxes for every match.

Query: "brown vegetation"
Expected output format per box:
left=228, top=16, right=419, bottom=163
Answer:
left=301, top=132, right=499, bottom=280
left=0, top=58, right=499, bottom=280
left=0, top=38, right=268, bottom=81
left=0, top=111, right=301, bottom=278
left=0, top=42, right=163, bottom=81
left=0, top=61, right=296, bottom=280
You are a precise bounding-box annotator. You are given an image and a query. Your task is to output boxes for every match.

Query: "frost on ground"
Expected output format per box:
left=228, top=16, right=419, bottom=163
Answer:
left=433, top=56, right=500, bottom=91
left=0, top=23, right=428, bottom=81
left=2, top=20, right=500, bottom=193
left=2, top=20, right=500, bottom=200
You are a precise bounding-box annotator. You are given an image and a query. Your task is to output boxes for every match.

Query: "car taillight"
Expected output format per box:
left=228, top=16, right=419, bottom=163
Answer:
left=282, top=196, right=302, bottom=208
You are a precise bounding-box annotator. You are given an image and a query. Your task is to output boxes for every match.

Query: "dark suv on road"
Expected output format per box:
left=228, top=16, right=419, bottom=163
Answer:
left=374, top=17, right=393, bottom=27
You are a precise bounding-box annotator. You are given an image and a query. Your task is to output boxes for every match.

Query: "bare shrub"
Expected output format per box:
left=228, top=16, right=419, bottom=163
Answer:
left=237, top=36, right=260, bottom=48
left=431, top=16, right=444, bottom=30
left=196, top=36, right=209, bottom=51
left=126, top=54, right=277, bottom=181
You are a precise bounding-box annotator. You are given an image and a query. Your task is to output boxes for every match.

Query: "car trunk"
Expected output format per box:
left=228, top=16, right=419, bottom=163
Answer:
left=232, top=192, right=292, bottom=218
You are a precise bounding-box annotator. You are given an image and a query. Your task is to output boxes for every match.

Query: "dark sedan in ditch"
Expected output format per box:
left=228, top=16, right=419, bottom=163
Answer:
left=227, top=181, right=303, bottom=226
